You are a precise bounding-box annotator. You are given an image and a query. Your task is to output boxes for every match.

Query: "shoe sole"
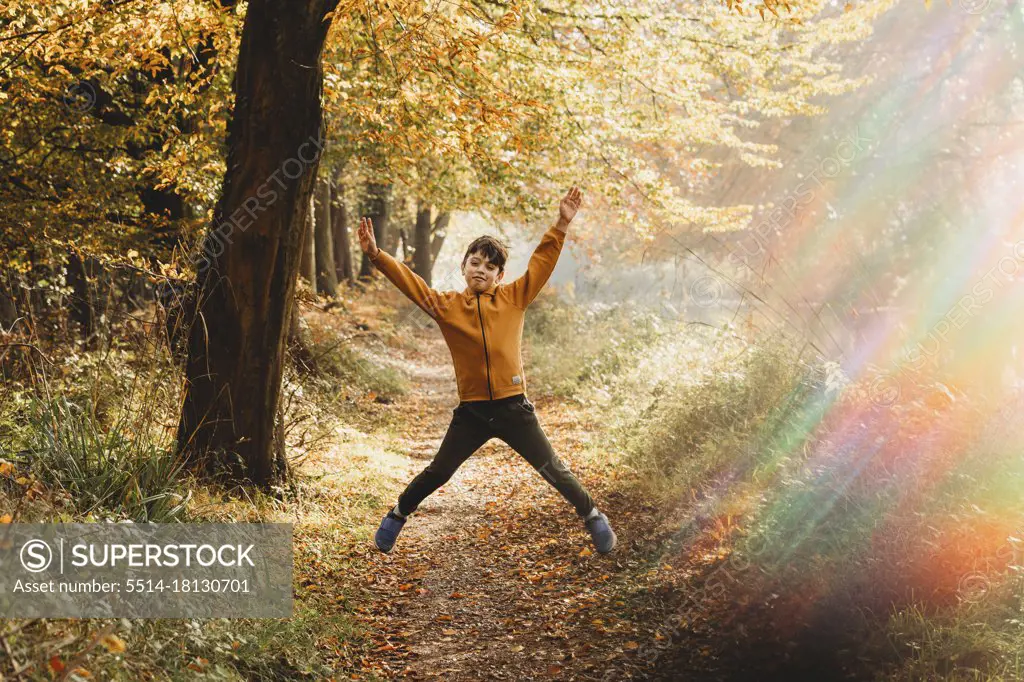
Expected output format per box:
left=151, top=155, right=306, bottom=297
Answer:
left=596, top=532, right=617, bottom=554
left=375, top=533, right=396, bottom=553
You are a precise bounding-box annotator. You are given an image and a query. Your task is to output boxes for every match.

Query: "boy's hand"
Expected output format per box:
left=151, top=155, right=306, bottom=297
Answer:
left=558, top=185, right=582, bottom=228
left=358, top=217, right=380, bottom=258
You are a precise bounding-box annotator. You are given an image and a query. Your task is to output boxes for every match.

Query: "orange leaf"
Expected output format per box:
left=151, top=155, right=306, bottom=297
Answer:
left=99, top=633, right=126, bottom=653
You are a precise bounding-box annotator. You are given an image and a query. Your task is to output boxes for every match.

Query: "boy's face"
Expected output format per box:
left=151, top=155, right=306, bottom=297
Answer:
left=462, top=249, right=504, bottom=293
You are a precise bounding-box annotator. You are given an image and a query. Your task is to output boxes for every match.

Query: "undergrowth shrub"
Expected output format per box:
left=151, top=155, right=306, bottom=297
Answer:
left=20, top=389, right=190, bottom=522
left=523, top=291, right=667, bottom=400
left=294, top=307, right=407, bottom=402
left=619, top=332, right=824, bottom=497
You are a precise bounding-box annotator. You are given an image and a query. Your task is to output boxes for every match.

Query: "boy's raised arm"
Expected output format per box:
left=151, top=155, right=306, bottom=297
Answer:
left=508, top=186, right=581, bottom=309
left=359, top=216, right=447, bottom=320
left=507, top=222, right=568, bottom=309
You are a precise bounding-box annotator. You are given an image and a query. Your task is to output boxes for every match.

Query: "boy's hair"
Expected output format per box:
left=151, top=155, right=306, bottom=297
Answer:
left=461, top=235, right=509, bottom=274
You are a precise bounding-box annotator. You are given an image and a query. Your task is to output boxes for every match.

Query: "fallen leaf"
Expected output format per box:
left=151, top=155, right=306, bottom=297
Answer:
left=99, top=633, right=126, bottom=653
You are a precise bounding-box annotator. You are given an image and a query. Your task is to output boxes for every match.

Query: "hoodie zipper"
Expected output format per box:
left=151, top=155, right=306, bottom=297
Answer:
left=475, top=293, right=494, bottom=400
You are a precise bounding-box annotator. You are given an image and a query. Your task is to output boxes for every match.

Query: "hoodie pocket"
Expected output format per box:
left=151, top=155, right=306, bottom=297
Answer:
left=509, top=397, right=535, bottom=415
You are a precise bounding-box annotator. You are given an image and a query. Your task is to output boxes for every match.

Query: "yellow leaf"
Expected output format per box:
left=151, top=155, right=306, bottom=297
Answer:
left=99, top=633, right=126, bottom=653
left=0, top=514, right=12, bottom=524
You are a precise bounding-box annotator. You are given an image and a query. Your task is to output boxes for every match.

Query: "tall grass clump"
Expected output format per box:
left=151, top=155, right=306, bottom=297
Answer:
left=22, top=391, right=190, bottom=522
left=618, top=332, right=825, bottom=498
left=1, top=316, right=192, bottom=522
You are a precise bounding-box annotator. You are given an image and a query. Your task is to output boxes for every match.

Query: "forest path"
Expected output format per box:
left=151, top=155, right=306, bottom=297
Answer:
left=331, top=323, right=660, bottom=681
left=301, top=319, right=873, bottom=681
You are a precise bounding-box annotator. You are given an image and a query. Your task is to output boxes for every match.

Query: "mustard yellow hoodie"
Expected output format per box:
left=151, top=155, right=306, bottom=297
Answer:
left=369, top=223, right=567, bottom=402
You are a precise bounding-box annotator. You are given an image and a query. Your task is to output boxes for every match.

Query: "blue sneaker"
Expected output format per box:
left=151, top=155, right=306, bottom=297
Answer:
left=585, top=511, right=617, bottom=554
left=375, top=510, right=407, bottom=553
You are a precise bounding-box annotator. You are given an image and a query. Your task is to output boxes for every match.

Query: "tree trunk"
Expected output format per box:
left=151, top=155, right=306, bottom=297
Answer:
left=358, top=182, right=392, bottom=278
left=176, top=0, right=338, bottom=487
left=287, top=296, right=315, bottom=372
left=314, top=174, right=338, bottom=296
left=431, top=211, right=451, bottom=264
left=300, top=193, right=316, bottom=294
left=0, top=272, right=17, bottom=331
left=331, top=166, right=353, bottom=284
left=65, top=250, right=107, bottom=349
left=413, top=202, right=433, bottom=286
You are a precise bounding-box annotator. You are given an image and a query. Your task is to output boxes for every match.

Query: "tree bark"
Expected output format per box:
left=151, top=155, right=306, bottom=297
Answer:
left=0, top=272, right=17, bottom=331
left=331, top=166, right=353, bottom=284
left=314, top=174, right=338, bottom=296
left=176, top=0, right=338, bottom=487
left=65, top=250, right=107, bottom=350
left=358, top=182, right=392, bottom=279
left=300, top=193, right=316, bottom=294
left=431, top=211, right=451, bottom=264
left=413, top=202, right=433, bottom=286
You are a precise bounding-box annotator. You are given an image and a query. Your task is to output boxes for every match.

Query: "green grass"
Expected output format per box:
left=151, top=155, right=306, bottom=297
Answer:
left=1, top=602, right=373, bottom=681
left=886, top=575, right=1024, bottom=681
left=20, top=392, right=189, bottom=522
left=523, top=291, right=667, bottom=400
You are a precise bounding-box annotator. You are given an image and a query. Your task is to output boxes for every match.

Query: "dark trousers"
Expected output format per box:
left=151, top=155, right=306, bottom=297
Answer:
left=396, top=393, right=595, bottom=518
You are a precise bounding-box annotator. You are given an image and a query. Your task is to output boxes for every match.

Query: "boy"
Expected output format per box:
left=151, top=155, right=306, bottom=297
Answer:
left=357, top=186, right=616, bottom=555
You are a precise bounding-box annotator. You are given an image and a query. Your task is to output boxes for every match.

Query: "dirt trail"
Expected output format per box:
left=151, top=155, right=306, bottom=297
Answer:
left=342, top=324, right=658, bottom=681
left=315, top=323, right=870, bottom=682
